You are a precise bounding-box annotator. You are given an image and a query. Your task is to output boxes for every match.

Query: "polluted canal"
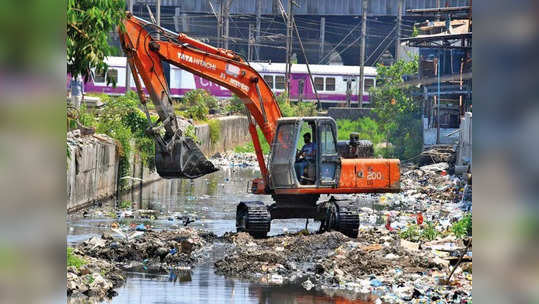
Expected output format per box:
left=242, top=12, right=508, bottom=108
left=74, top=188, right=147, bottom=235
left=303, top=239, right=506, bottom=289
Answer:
left=67, top=152, right=472, bottom=304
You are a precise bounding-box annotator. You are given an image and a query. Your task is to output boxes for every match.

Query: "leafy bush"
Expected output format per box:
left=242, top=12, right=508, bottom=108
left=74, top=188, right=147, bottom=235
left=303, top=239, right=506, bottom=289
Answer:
left=276, top=92, right=295, bottom=117
left=182, top=89, right=218, bottom=120
left=400, top=222, right=439, bottom=241
left=186, top=103, right=209, bottom=120
left=67, top=247, right=86, bottom=269
left=421, top=221, right=439, bottom=241
left=400, top=224, right=420, bottom=241
left=234, top=127, right=270, bottom=154
left=68, top=93, right=158, bottom=189
left=294, top=101, right=317, bottom=117
left=451, top=213, right=472, bottom=238
left=370, top=58, right=422, bottom=160
left=184, top=125, right=199, bottom=143
left=226, top=94, right=246, bottom=114
left=119, top=200, right=132, bottom=209
left=208, top=119, right=221, bottom=144
left=336, top=118, right=384, bottom=144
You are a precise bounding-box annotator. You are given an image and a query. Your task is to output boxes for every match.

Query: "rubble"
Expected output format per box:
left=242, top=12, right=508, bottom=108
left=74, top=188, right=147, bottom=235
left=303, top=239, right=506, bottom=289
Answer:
left=68, top=227, right=215, bottom=300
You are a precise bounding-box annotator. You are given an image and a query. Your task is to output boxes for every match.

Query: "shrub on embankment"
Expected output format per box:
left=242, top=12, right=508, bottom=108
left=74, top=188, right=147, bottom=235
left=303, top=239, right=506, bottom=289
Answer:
left=68, top=91, right=157, bottom=190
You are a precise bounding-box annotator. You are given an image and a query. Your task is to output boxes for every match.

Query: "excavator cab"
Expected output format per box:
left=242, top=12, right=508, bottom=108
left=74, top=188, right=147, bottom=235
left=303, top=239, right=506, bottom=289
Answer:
left=270, top=117, right=341, bottom=189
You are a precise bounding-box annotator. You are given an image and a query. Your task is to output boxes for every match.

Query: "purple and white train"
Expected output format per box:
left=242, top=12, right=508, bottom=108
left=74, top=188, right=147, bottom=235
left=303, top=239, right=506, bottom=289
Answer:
left=84, top=56, right=377, bottom=107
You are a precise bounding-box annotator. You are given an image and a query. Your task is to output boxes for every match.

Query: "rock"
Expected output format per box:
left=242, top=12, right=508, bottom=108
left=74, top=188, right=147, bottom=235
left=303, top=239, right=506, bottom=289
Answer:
left=85, top=236, right=106, bottom=249
left=88, top=273, right=113, bottom=297
left=181, top=239, right=195, bottom=254
left=156, top=247, right=170, bottom=259
left=302, top=279, right=314, bottom=290
left=384, top=253, right=399, bottom=260
left=67, top=266, right=79, bottom=275
left=78, top=266, right=91, bottom=276
left=400, top=239, right=420, bottom=251
left=101, top=232, right=114, bottom=240
left=395, top=285, right=414, bottom=300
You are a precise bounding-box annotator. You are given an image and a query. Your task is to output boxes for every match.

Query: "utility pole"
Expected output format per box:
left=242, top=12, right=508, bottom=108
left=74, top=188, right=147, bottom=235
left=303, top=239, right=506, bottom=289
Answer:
left=319, top=17, right=325, bottom=63
left=292, top=16, right=321, bottom=110
left=182, top=13, right=189, bottom=32
left=436, top=54, right=441, bottom=144
left=156, top=0, right=161, bottom=40
left=248, top=24, right=254, bottom=61
left=224, top=0, right=230, bottom=50
left=255, top=0, right=262, bottom=60
left=395, top=0, right=403, bottom=61
left=174, top=7, right=180, bottom=32
left=217, top=0, right=223, bottom=48
left=286, top=0, right=293, bottom=95
left=358, top=0, right=367, bottom=108
left=125, top=0, right=133, bottom=95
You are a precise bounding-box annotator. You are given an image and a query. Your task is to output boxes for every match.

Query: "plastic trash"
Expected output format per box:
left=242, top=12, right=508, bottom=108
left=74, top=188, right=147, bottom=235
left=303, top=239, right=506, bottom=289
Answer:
left=169, top=248, right=177, bottom=255
left=370, top=279, right=382, bottom=287
left=136, top=224, right=146, bottom=231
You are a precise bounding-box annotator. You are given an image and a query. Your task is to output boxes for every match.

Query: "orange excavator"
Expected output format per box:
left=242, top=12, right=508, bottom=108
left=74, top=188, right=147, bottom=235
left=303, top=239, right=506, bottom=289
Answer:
left=119, top=14, right=400, bottom=238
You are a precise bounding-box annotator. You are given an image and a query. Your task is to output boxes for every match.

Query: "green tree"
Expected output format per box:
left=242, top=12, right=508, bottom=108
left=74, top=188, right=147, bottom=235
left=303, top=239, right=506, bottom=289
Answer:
left=370, top=58, right=421, bottom=159
left=67, top=0, right=126, bottom=82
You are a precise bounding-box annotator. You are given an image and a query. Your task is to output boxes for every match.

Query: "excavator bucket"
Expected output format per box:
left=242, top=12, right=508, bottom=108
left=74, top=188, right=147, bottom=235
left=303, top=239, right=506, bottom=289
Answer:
left=155, top=137, right=218, bottom=179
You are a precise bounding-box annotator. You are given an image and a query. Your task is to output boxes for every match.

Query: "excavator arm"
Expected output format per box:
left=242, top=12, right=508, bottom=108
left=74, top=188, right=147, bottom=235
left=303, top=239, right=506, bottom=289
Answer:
left=119, top=14, right=281, bottom=180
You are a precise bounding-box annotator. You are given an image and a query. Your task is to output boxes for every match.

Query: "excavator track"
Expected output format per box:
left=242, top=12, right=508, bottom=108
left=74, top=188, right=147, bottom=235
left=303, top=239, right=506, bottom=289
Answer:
left=335, top=207, right=359, bottom=238
left=236, top=201, right=271, bottom=238
left=318, top=198, right=359, bottom=238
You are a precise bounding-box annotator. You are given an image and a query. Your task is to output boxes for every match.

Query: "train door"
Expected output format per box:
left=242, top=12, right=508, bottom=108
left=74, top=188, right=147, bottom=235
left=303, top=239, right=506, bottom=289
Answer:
left=292, top=74, right=307, bottom=102
left=343, top=77, right=357, bottom=104
left=298, top=79, right=305, bottom=102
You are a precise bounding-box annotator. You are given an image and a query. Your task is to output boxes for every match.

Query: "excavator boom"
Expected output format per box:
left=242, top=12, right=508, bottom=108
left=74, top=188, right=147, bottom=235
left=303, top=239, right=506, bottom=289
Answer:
left=118, top=14, right=281, bottom=180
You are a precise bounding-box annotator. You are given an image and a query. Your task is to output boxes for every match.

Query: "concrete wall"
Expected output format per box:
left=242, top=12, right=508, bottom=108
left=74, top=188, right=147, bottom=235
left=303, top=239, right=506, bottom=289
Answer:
left=67, top=116, right=251, bottom=212
left=67, top=133, right=118, bottom=211
left=195, top=116, right=251, bottom=156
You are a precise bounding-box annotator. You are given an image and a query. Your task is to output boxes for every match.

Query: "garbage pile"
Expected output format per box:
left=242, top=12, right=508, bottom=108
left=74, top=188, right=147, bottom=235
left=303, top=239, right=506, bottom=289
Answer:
left=210, top=151, right=259, bottom=168
left=215, top=156, right=472, bottom=303
left=67, top=227, right=215, bottom=300
left=67, top=251, right=125, bottom=300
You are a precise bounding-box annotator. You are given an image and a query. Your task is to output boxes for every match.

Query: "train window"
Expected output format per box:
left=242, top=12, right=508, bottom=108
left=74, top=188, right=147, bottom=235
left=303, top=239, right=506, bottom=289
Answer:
left=365, top=78, right=374, bottom=90
left=275, top=76, right=285, bottom=90
left=325, top=77, right=335, bottom=91
left=106, top=69, right=118, bottom=86
left=263, top=75, right=274, bottom=89
left=314, top=77, right=324, bottom=91
left=94, top=70, right=106, bottom=83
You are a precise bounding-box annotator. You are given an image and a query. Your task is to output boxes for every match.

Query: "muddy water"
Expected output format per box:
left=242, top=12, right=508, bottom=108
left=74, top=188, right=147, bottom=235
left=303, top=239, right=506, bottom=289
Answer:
left=67, top=167, right=373, bottom=304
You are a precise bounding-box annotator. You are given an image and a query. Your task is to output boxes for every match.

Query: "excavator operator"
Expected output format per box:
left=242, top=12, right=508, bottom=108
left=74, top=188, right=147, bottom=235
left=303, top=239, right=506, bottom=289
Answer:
left=295, top=132, right=316, bottom=183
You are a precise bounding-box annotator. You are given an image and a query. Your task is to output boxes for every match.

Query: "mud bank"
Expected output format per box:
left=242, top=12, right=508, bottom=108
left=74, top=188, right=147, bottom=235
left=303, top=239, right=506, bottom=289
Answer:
left=67, top=227, right=215, bottom=301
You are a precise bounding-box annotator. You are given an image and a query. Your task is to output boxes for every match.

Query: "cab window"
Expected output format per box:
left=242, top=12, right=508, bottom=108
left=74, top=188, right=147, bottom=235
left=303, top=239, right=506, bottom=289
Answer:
left=320, top=124, right=336, bottom=154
